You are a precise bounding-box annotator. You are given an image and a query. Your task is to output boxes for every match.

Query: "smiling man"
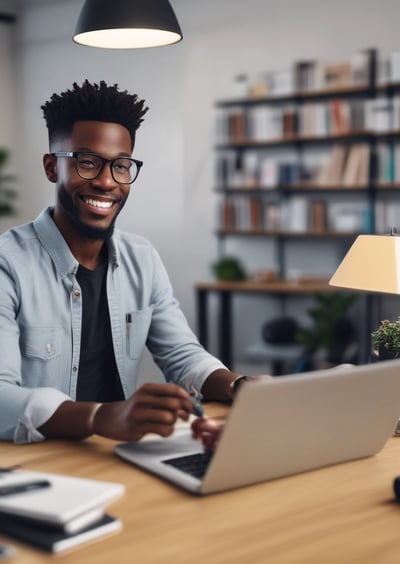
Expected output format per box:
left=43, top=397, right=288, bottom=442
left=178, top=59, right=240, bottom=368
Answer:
left=0, top=80, right=251, bottom=444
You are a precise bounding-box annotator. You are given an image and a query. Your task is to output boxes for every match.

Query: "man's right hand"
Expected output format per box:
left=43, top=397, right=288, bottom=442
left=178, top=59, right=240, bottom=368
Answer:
left=39, top=382, right=196, bottom=442
left=93, top=382, right=195, bottom=441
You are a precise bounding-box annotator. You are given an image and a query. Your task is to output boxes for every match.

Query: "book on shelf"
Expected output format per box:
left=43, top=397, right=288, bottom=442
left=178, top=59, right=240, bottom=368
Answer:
left=315, top=143, right=369, bottom=187
left=294, top=60, right=325, bottom=92
left=310, top=200, right=327, bottom=233
left=375, top=201, right=400, bottom=233
left=282, top=197, right=308, bottom=232
left=392, top=95, right=400, bottom=130
left=330, top=99, right=351, bottom=134
left=376, top=143, right=394, bottom=183
left=220, top=199, right=236, bottom=229
left=266, top=69, right=294, bottom=97
left=315, top=144, right=348, bottom=186
left=324, top=62, right=352, bottom=89
left=264, top=203, right=281, bottom=231
left=219, top=197, right=264, bottom=231
left=260, top=158, right=279, bottom=188
left=389, top=51, right=400, bottom=82
left=329, top=202, right=368, bottom=232
left=341, top=143, right=370, bottom=187
left=282, top=105, right=298, bottom=137
left=228, top=107, right=247, bottom=141
left=350, top=48, right=376, bottom=86
left=0, top=512, right=122, bottom=554
left=249, top=197, right=263, bottom=230
left=365, top=97, right=393, bottom=131
left=298, top=99, right=367, bottom=137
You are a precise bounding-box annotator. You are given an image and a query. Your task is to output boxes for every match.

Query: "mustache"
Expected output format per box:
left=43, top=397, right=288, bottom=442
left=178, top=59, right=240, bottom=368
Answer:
left=58, top=187, right=117, bottom=241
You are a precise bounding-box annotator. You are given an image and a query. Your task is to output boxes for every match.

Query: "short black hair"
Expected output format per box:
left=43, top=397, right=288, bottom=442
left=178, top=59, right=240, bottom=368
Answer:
left=41, top=79, right=148, bottom=148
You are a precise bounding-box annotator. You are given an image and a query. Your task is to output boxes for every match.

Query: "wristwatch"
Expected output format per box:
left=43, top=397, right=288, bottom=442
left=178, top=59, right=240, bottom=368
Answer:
left=229, top=375, right=250, bottom=399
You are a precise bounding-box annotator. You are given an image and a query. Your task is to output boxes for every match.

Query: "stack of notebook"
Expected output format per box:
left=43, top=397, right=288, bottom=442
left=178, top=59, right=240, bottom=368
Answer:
left=0, top=469, right=124, bottom=553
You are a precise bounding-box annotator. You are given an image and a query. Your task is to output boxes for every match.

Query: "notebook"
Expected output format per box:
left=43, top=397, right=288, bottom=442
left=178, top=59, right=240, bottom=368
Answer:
left=0, top=470, right=124, bottom=529
left=0, top=512, right=121, bottom=553
left=115, top=359, right=400, bottom=495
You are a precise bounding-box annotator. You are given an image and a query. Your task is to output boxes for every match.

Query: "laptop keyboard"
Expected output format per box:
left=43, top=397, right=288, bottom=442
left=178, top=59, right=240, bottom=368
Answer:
left=162, top=451, right=214, bottom=479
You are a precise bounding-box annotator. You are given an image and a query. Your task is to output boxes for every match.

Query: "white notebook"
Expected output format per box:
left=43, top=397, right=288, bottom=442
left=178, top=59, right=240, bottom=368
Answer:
left=0, top=512, right=122, bottom=553
left=0, top=470, right=124, bottom=528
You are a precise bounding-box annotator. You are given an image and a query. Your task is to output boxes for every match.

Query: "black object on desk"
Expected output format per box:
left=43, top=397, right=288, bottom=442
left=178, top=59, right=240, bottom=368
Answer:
left=0, top=480, right=51, bottom=497
left=393, top=476, right=400, bottom=500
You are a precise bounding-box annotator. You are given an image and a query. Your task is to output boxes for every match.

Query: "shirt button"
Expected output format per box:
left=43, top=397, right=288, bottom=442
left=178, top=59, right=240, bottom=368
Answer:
left=73, top=290, right=81, bottom=298
left=72, top=366, right=78, bottom=372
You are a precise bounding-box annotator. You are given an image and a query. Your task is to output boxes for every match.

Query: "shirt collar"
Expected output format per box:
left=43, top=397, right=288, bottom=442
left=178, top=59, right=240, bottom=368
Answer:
left=33, top=207, right=119, bottom=279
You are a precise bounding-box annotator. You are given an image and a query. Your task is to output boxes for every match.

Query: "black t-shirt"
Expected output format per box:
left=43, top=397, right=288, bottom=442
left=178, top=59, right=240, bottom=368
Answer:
left=76, top=261, right=124, bottom=402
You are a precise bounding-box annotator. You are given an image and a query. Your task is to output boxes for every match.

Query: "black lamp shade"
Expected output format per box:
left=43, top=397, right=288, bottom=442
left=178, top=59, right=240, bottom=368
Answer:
left=73, top=0, right=183, bottom=49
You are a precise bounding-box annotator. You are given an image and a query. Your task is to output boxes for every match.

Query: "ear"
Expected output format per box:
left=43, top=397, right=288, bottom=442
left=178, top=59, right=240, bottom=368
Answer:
left=43, top=154, right=57, bottom=183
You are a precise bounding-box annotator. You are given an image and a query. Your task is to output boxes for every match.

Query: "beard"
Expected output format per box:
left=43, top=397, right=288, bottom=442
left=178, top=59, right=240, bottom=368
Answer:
left=58, top=186, right=121, bottom=240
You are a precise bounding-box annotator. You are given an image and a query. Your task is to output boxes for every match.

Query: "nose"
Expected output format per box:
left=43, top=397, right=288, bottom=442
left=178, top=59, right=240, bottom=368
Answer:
left=91, top=162, right=118, bottom=190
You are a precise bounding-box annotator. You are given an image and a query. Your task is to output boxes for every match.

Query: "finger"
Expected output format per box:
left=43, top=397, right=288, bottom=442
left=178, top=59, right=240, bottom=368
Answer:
left=191, top=417, right=222, bottom=435
left=138, top=382, right=191, bottom=401
left=136, top=394, right=193, bottom=419
left=177, top=408, right=190, bottom=421
left=134, top=387, right=193, bottom=415
left=130, top=406, right=179, bottom=426
left=131, top=421, right=177, bottom=439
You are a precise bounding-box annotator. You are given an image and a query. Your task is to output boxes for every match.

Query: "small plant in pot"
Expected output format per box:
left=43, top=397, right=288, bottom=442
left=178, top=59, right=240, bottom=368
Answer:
left=371, top=318, right=400, bottom=360
left=211, top=256, right=246, bottom=282
left=295, top=293, right=358, bottom=370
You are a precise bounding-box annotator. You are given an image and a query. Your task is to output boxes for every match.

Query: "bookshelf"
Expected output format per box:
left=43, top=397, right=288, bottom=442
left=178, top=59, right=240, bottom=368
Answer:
left=200, top=48, right=400, bottom=372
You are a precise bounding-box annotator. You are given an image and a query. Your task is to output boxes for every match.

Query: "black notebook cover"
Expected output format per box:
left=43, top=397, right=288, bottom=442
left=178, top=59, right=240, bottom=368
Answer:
left=0, top=513, right=122, bottom=553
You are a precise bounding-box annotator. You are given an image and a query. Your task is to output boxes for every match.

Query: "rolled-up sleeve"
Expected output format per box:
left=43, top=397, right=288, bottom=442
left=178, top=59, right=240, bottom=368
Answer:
left=14, top=388, right=71, bottom=444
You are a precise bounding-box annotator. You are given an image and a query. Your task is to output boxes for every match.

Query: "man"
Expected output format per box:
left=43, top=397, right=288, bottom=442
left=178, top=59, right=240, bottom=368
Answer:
left=0, top=80, right=253, bottom=444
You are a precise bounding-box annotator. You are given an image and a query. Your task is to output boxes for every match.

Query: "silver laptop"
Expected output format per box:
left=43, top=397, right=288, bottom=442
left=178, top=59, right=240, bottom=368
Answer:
left=115, top=360, right=400, bottom=495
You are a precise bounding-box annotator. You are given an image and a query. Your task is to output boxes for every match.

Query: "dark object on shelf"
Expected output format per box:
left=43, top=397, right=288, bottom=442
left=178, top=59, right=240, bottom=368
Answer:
left=211, top=256, right=246, bottom=281
left=262, top=317, right=300, bottom=345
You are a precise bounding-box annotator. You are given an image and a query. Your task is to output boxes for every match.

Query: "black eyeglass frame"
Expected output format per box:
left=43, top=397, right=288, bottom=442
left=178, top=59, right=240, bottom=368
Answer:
left=51, top=151, right=143, bottom=184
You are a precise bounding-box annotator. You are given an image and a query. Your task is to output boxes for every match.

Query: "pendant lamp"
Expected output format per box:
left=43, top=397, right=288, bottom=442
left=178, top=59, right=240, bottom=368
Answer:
left=73, top=0, right=183, bottom=49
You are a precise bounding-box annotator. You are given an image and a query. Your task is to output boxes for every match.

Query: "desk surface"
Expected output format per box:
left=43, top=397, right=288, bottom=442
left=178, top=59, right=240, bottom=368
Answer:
left=195, top=280, right=336, bottom=294
left=2, top=403, right=400, bottom=564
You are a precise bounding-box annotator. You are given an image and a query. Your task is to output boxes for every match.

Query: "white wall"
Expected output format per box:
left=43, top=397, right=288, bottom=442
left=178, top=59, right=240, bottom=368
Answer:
left=4, top=0, right=400, bottom=371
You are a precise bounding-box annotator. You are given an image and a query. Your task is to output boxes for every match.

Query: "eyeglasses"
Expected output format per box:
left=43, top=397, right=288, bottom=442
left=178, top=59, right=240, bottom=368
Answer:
left=51, top=151, right=143, bottom=184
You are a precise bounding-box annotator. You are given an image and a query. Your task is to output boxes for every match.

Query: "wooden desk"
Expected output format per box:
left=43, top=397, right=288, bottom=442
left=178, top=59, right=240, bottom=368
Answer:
left=2, top=405, right=400, bottom=564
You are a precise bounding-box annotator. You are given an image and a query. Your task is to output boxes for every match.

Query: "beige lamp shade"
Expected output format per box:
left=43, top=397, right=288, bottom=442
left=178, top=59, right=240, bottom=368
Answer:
left=329, top=234, right=400, bottom=294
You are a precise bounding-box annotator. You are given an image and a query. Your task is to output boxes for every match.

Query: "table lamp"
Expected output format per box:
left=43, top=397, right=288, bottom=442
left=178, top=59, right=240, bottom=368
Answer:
left=73, top=0, right=183, bottom=49
left=329, top=232, right=400, bottom=295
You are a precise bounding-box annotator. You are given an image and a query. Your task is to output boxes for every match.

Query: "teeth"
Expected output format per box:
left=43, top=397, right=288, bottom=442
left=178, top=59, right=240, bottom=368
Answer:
left=84, top=198, right=113, bottom=209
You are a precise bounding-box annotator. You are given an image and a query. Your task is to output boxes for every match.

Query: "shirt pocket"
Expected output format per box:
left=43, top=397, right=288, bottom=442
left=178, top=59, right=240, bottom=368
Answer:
left=126, top=306, right=153, bottom=360
left=20, top=327, right=62, bottom=360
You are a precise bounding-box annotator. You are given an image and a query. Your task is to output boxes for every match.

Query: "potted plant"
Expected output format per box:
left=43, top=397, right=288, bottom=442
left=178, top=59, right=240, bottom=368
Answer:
left=211, top=256, right=246, bottom=282
left=0, top=147, right=17, bottom=218
left=371, top=318, right=400, bottom=359
left=295, top=293, right=358, bottom=370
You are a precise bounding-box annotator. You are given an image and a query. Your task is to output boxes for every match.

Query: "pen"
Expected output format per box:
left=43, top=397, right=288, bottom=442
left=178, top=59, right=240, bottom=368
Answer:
left=0, top=480, right=51, bottom=497
left=189, top=386, right=204, bottom=418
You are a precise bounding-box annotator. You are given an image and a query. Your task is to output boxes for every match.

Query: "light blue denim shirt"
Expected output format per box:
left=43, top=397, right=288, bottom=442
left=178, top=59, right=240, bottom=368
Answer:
left=0, top=208, right=226, bottom=443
